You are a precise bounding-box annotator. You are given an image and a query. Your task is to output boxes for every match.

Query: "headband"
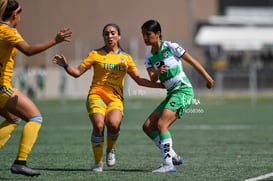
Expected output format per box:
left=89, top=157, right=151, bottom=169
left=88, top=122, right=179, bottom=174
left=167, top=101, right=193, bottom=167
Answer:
left=13, top=5, right=21, bottom=13
left=6, top=5, right=21, bottom=14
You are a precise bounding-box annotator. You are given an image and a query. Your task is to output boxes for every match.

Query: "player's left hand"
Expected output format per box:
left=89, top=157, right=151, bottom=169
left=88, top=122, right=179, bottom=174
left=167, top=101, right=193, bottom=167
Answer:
left=206, top=79, right=214, bottom=89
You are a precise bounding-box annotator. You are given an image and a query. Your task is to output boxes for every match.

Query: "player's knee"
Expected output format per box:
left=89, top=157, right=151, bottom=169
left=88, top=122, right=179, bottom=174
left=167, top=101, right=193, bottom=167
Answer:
left=157, top=121, right=167, bottom=132
left=93, top=122, right=105, bottom=134
left=106, top=122, right=120, bottom=133
left=142, top=124, right=148, bottom=133
left=106, top=117, right=121, bottom=131
left=142, top=123, right=154, bottom=135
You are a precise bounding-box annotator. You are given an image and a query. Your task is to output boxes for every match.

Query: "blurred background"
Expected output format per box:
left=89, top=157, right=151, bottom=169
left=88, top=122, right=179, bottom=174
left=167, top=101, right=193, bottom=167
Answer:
left=13, top=0, right=273, bottom=101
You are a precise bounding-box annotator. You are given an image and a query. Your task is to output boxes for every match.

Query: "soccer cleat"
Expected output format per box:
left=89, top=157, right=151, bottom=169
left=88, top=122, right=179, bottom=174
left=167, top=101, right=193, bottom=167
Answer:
left=92, top=162, right=103, bottom=172
left=10, top=164, right=40, bottom=177
left=172, top=154, right=183, bottom=165
left=152, top=164, right=177, bottom=173
left=106, top=149, right=116, bottom=167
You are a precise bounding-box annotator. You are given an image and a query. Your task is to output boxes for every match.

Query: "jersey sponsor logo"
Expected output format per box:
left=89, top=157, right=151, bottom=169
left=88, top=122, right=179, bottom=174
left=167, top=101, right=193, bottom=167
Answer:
left=107, top=75, right=120, bottom=80
left=155, top=60, right=165, bottom=69
left=102, top=63, right=126, bottom=72
left=170, top=101, right=176, bottom=107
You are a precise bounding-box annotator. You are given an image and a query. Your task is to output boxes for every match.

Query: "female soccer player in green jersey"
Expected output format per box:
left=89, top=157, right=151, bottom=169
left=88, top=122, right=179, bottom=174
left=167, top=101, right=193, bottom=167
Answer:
left=0, top=0, right=72, bottom=177
left=141, top=20, right=214, bottom=172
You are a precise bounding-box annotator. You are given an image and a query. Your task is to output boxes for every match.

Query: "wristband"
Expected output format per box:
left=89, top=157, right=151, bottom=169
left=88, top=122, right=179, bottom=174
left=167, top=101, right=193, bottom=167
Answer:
left=64, top=64, right=69, bottom=69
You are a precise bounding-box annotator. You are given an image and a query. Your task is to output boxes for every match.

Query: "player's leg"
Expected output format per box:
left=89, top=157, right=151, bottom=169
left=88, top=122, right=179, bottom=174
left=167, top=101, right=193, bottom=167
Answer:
left=143, top=110, right=161, bottom=148
left=89, top=113, right=105, bottom=171
left=4, top=90, right=42, bottom=176
left=143, top=104, right=181, bottom=166
left=153, top=90, right=193, bottom=172
left=152, top=108, right=178, bottom=173
left=87, top=94, right=107, bottom=172
left=105, top=101, right=123, bottom=167
left=0, top=110, right=21, bottom=149
left=0, top=86, right=22, bottom=149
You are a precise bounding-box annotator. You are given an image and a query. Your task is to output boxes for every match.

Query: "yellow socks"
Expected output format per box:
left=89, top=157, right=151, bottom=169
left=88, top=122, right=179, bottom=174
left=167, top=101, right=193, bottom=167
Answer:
left=107, top=130, right=120, bottom=150
left=17, top=116, right=42, bottom=161
left=0, top=119, right=21, bottom=149
left=91, top=134, right=104, bottom=163
left=91, top=130, right=120, bottom=163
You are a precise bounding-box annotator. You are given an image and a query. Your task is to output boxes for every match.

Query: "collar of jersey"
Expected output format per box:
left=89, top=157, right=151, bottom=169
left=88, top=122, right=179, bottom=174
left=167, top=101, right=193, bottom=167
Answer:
left=151, top=41, right=165, bottom=56
left=0, top=22, right=12, bottom=28
left=103, top=47, right=121, bottom=54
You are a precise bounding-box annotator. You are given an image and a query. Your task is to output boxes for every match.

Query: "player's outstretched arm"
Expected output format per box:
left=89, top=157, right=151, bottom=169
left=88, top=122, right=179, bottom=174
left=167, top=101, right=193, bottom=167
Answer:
left=128, top=71, right=164, bottom=88
left=182, top=52, right=214, bottom=89
left=52, top=54, right=87, bottom=78
left=15, top=28, right=72, bottom=56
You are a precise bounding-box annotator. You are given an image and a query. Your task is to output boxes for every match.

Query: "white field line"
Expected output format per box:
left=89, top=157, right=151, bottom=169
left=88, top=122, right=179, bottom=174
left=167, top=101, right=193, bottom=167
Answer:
left=244, top=172, right=273, bottom=181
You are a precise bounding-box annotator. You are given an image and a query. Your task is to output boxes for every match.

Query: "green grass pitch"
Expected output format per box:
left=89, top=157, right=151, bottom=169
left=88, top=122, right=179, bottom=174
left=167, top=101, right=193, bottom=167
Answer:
left=0, top=96, right=272, bottom=181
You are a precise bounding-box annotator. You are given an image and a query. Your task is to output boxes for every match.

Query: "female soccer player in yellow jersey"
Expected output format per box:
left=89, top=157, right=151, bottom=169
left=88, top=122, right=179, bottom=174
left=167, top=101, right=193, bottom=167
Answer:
left=141, top=20, right=214, bottom=172
left=53, top=23, right=164, bottom=172
left=0, top=0, right=72, bottom=177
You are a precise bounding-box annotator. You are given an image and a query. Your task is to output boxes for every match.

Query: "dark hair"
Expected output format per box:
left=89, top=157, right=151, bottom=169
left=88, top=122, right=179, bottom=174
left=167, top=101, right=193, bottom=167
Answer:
left=102, top=23, right=123, bottom=50
left=141, top=19, right=162, bottom=40
left=2, top=0, right=21, bottom=21
left=102, top=23, right=121, bottom=36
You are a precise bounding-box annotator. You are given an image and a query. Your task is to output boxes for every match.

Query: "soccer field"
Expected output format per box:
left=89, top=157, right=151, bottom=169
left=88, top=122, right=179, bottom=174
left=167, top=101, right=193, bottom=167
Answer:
left=0, top=96, right=272, bottom=181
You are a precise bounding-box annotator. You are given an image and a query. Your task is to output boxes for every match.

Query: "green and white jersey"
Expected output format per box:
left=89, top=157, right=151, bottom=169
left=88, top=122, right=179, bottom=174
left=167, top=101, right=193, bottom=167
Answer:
left=144, top=41, right=192, bottom=91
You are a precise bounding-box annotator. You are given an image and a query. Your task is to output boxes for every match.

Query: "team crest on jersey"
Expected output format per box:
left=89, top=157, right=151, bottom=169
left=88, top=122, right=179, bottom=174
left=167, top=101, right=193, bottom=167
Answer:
left=120, top=58, right=125, bottom=64
left=102, top=58, right=107, bottom=61
left=162, top=50, right=169, bottom=58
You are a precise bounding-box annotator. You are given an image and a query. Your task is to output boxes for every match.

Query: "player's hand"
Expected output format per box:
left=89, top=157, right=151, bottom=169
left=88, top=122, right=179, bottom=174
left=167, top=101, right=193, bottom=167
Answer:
left=55, top=27, right=72, bottom=43
left=157, top=65, right=170, bottom=74
left=206, top=78, right=214, bottom=89
left=52, top=54, right=67, bottom=67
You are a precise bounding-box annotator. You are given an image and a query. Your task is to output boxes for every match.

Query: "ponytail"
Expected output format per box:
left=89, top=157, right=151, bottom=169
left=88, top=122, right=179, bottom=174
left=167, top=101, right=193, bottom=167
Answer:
left=0, top=0, right=8, bottom=21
